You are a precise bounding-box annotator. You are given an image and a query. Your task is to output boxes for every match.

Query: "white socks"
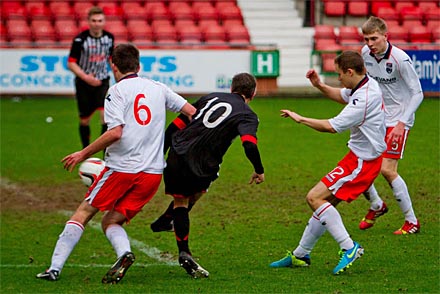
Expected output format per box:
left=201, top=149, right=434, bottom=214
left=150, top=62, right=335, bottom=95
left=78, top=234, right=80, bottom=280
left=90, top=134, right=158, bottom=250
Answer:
left=294, top=202, right=354, bottom=256
left=392, top=175, right=417, bottom=224
left=49, top=221, right=84, bottom=273
left=294, top=215, right=326, bottom=258
left=105, top=224, right=131, bottom=258
left=365, top=184, right=384, bottom=210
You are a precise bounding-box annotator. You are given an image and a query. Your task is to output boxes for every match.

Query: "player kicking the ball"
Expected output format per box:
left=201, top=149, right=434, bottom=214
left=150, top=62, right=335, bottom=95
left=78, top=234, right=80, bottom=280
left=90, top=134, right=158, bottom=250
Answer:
left=36, top=43, right=195, bottom=283
left=270, top=51, right=386, bottom=275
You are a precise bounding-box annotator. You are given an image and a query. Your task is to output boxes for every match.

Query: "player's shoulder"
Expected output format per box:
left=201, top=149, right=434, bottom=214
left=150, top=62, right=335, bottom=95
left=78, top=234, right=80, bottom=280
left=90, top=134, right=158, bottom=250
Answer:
left=389, top=44, right=411, bottom=61
left=361, top=44, right=370, bottom=56
left=102, top=30, right=115, bottom=39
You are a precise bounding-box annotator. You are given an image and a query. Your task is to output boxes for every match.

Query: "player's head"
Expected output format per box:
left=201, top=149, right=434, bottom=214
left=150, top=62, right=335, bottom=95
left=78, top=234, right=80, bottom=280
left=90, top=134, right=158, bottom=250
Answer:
left=334, top=51, right=366, bottom=89
left=361, top=16, right=388, bottom=55
left=87, top=7, right=105, bottom=37
left=111, top=43, right=140, bottom=76
left=231, top=73, right=257, bottom=101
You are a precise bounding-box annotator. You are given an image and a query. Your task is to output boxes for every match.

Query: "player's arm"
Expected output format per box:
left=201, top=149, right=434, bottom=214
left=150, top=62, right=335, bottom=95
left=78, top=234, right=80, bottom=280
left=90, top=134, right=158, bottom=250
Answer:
left=387, top=59, right=424, bottom=144
left=280, top=109, right=336, bottom=133
left=62, top=125, right=122, bottom=172
left=306, top=69, right=346, bottom=104
left=241, top=135, right=265, bottom=184
left=164, top=101, right=197, bottom=153
left=67, top=60, right=102, bottom=87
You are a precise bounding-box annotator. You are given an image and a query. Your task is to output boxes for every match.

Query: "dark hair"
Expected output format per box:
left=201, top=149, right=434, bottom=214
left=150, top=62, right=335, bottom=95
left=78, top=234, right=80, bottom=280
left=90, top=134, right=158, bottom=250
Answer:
left=231, top=73, right=257, bottom=98
left=112, top=43, right=140, bottom=74
left=334, top=51, right=365, bottom=75
left=88, top=6, right=104, bottom=19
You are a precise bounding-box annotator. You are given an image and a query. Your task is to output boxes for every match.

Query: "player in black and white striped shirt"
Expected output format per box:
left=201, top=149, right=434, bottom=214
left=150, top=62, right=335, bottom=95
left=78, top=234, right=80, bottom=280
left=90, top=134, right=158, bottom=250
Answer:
left=68, top=6, right=114, bottom=148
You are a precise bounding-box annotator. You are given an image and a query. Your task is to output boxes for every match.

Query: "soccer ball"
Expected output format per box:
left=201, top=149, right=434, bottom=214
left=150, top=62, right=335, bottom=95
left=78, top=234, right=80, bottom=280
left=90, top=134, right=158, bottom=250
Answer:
left=78, top=158, right=106, bottom=187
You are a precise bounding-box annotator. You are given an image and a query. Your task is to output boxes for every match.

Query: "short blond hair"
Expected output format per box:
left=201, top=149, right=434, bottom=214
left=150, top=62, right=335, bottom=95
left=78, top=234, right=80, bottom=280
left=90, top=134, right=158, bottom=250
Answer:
left=88, top=6, right=104, bottom=19
left=361, top=16, right=387, bottom=35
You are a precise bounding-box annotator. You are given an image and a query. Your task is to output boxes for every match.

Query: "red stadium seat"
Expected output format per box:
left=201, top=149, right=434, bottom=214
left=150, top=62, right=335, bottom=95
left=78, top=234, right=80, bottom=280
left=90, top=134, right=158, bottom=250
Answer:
left=400, top=6, right=423, bottom=22
left=169, top=2, right=195, bottom=21
left=31, top=20, right=57, bottom=42
left=202, top=24, right=227, bottom=43
left=127, top=20, right=153, bottom=41
left=338, top=26, right=362, bottom=43
left=198, top=19, right=220, bottom=30
left=314, top=25, right=337, bottom=42
left=371, top=1, right=392, bottom=16
left=193, top=2, right=219, bottom=22
left=387, top=25, right=409, bottom=42
left=105, top=20, right=129, bottom=40
left=432, top=26, right=440, bottom=42
left=101, top=3, right=124, bottom=21
left=146, top=2, right=171, bottom=22
left=217, top=4, right=243, bottom=21
left=153, top=24, right=178, bottom=43
left=121, top=2, right=147, bottom=20
left=426, top=20, right=440, bottom=31
left=322, top=53, right=337, bottom=73
left=401, top=19, right=424, bottom=30
left=314, top=38, right=340, bottom=51
left=177, top=25, right=203, bottom=44
left=418, top=2, right=439, bottom=13
left=55, top=20, right=79, bottom=46
left=225, top=24, right=250, bottom=43
left=409, top=26, right=432, bottom=43
left=394, top=2, right=415, bottom=13
left=49, top=2, right=74, bottom=21
left=347, top=1, right=369, bottom=17
left=424, top=7, right=440, bottom=22
left=73, top=2, right=94, bottom=21
left=376, top=7, right=399, bottom=22
left=323, top=1, right=346, bottom=17
left=27, top=5, right=53, bottom=21
left=7, top=20, right=33, bottom=46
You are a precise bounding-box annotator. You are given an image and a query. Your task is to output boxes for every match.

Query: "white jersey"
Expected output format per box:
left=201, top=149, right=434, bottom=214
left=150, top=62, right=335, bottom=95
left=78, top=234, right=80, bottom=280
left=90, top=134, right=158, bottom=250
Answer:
left=329, top=76, right=386, bottom=161
left=104, top=74, right=187, bottom=173
left=362, top=44, right=423, bottom=128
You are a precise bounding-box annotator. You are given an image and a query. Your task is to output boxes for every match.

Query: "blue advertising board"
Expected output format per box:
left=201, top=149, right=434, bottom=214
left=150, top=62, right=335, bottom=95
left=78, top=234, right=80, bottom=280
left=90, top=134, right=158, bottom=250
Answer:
left=406, top=50, right=440, bottom=94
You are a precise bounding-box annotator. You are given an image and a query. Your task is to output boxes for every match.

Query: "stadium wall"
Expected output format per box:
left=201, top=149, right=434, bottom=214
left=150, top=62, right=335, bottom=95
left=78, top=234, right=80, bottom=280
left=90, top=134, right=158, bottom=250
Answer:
left=0, top=48, right=280, bottom=96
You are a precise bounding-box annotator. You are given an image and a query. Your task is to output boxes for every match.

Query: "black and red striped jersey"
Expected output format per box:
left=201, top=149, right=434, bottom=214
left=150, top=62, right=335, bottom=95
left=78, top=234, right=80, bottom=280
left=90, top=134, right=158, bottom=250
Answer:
left=68, top=30, right=114, bottom=81
left=171, top=92, right=260, bottom=177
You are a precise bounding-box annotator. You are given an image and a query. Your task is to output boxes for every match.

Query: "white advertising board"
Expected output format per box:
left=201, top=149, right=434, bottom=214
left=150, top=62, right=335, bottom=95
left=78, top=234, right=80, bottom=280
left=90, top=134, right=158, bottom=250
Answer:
left=0, top=49, right=251, bottom=95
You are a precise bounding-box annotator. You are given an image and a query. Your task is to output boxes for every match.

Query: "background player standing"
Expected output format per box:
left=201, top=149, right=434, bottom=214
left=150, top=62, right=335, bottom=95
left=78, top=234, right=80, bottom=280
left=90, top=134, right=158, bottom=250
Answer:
left=36, top=43, right=196, bottom=283
left=270, top=51, right=386, bottom=275
left=68, top=6, right=114, bottom=148
left=359, top=16, right=423, bottom=234
left=151, top=72, right=265, bottom=278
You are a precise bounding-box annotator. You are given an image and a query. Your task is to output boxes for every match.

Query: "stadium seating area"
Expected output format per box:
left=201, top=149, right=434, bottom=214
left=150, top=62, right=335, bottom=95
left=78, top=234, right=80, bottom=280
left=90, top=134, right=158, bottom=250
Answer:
left=315, top=0, right=440, bottom=73
left=0, top=0, right=251, bottom=48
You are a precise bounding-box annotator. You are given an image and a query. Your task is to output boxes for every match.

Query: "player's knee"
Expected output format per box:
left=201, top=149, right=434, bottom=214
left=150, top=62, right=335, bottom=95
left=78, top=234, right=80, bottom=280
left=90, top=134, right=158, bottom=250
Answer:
left=381, top=168, right=398, bottom=183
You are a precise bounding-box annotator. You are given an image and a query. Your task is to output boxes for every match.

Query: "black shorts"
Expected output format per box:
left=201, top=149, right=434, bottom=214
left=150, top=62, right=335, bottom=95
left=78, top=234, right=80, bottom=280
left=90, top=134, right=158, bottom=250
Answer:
left=75, top=77, right=110, bottom=118
left=164, top=148, right=217, bottom=197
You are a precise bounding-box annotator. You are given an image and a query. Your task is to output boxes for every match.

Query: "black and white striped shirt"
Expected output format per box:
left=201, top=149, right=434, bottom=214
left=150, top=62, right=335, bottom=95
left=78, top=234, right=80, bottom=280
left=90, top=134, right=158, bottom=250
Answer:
left=68, top=30, right=114, bottom=81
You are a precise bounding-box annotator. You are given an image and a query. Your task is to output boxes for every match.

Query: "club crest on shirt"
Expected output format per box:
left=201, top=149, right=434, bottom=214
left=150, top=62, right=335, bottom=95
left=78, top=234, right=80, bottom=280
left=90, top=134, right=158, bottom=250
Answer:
left=386, top=62, right=393, bottom=74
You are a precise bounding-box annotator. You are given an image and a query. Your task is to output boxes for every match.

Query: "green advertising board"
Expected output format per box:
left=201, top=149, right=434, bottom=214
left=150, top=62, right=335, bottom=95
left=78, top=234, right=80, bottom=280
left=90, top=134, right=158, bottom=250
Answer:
left=251, top=50, right=280, bottom=77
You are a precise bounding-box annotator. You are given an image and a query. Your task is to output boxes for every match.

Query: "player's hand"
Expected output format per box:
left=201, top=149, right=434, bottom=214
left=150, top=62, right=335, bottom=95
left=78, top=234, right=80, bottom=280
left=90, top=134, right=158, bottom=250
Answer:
left=249, top=172, right=265, bottom=185
left=84, top=73, right=102, bottom=87
left=62, top=151, right=86, bottom=172
left=386, top=121, right=405, bottom=145
left=306, top=69, right=321, bottom=87
left=280, top=109, right=302, bottom=123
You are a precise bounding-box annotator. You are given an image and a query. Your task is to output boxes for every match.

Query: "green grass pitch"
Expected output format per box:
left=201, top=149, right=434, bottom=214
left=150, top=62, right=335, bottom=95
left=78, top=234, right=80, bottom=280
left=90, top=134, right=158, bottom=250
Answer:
left=1, top=96, right=439, bottom=293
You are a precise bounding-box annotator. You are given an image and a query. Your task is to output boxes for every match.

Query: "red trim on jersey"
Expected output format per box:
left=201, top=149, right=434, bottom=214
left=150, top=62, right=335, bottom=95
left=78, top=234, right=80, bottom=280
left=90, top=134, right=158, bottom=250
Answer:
left=241, top=134, right=257, bottom=144
left=173, top=117, right=187, bottom=130
left=68, top=57, right=77, bottom=63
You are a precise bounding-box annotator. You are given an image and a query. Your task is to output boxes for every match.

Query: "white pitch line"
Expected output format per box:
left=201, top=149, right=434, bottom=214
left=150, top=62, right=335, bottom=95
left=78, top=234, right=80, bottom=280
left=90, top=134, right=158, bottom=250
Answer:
left=0, top=263, right=167, bottom=269
left=58, top=210, right=177, bottom=266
